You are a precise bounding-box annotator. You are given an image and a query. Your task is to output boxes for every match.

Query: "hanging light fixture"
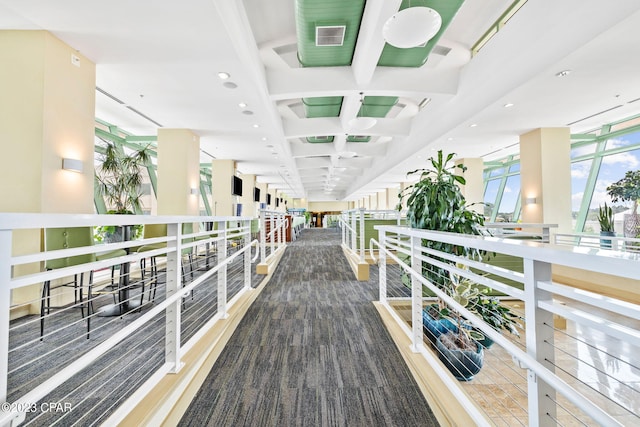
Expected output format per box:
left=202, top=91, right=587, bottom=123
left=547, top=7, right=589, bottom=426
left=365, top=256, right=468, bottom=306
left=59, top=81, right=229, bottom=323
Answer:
left=348, top=92, right=377, bottom=131
left=382, top=6, right=442, bottom=49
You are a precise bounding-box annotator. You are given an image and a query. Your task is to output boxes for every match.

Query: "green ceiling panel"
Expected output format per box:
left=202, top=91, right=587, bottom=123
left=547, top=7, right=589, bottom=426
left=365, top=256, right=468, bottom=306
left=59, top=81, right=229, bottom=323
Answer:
left=358, top=96, right=398, bottom=118
left=347, top=135, right=371, bottom=142
left=307, top=136, right=335, bottom=143
left=295, top=0, right=366, bottom=67
left=303, top=96, right=343, bottom=118
left=378, top=0, right=465, bottom=67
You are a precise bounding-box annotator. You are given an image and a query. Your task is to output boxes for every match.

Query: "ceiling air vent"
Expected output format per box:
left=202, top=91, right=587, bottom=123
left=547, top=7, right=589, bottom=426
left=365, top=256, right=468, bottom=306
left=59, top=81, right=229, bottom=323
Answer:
left=432, top=45, right=452, bottom=56
left=316, top=26, right=346, bottom=46
left=312, top=135, right=332, bottom=141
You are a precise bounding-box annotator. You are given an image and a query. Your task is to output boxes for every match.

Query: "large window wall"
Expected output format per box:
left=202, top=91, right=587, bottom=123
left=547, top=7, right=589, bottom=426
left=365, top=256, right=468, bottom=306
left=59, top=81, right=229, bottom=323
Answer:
left=483, top=114, right=640, bottom=233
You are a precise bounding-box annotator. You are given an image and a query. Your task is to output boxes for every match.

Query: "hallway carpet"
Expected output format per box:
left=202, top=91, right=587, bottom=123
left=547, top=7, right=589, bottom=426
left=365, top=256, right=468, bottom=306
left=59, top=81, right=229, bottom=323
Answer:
left=178, top=228, right=439, bottom=426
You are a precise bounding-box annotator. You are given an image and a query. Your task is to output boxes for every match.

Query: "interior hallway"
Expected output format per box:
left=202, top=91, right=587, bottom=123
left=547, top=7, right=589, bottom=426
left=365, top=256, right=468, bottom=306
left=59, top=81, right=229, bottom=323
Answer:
left=178, top=228, right=438, bottom=426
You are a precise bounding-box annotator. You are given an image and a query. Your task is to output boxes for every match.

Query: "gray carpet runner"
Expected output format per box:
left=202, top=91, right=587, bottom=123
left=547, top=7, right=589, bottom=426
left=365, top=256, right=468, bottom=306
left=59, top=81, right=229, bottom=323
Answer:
left=178, top=228, right=439, bottom=426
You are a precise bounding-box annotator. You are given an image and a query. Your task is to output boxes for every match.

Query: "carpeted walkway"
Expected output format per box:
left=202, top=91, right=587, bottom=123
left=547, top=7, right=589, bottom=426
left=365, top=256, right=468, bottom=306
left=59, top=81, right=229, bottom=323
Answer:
left=178, top=228, right=439, bottom=426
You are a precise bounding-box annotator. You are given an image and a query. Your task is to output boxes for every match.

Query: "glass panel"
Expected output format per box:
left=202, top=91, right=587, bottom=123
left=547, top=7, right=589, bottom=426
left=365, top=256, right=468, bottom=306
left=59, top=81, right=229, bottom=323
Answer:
left=571, top=143, right=596, bottom=159
left=571, top=159, right=593, bottom=232
left=484, top=179, right=501, bottom=219
left=496, top=175, right=520, bottom=222
left=508, top=163, right=520, bottom=173
left=590, top=148, right=640, bottom=234
left=488, top=168, right=505, bottom=177
left=605, top=129, right=640, bottom=149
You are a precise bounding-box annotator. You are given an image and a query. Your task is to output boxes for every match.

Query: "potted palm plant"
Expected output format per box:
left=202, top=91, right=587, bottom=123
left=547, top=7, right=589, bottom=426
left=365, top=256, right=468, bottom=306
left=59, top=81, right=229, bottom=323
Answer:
left=95, top=140, right=151, bottom=242
left=597, top=203, right=615, bottom=249
left=607, top=170, right=640, bottom=238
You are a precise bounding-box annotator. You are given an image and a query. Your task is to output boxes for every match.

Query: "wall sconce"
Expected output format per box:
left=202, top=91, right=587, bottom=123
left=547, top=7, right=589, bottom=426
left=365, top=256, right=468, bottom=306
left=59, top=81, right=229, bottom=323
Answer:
left=525, top=197, right=537, bottom=205
left=190, top=187, right=198, bottom=195
left=62, top=158, right=83, bottom=173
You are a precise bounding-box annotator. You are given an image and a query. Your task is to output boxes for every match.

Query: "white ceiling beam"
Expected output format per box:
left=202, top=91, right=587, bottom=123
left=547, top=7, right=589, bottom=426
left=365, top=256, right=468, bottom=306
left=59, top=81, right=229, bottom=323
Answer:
left=283, top=117, right=412, bottom=138
left=351, top=0, right=402, bottom=85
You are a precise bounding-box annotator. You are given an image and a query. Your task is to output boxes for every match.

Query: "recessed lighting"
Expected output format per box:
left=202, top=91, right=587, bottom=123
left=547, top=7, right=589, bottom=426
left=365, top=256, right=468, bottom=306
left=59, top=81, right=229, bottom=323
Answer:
left=238, top=102, right=247, bottom=108
left=262, top=137, right=268, bottom=141
left=447, top=137, right=454, bottom=141
left=242, top=110, right=254, bottom=115
left=253, top=124, right=260, bottom=128
left=218, top=72, right=230, bottom=79
left=503, top=103, right=514, bottom=108
left=469, top=123, right=478, bottom=128
left=555, top=70, right=571, bottom=77
left=223, top=82, right=238, bottom=89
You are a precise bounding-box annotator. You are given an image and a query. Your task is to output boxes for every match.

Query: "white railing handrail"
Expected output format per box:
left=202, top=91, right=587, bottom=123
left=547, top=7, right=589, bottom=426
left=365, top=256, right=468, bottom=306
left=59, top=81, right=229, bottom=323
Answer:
left=0, top=213, right=253, bottom=230
left=484, top=222, right=558, bottom=229
left=370, top=236, right=623, bottom=427
left=375, top=225, right=640, bottom=280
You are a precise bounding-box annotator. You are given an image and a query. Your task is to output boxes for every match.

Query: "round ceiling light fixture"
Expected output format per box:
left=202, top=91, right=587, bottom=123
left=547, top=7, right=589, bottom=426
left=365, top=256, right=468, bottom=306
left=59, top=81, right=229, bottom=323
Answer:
left=382, top=7, right=442, bottom=49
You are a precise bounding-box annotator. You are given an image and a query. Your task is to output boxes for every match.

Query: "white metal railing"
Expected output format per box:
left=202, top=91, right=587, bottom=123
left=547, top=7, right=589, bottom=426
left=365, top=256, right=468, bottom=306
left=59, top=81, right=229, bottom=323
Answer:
left=484, top=222, right=557, bottom=242
left=340, top=209, right=405, bottom=263
left=372, top=224, right=640, bottom=426
left=0, top=213, right=259, bottom=426
left=259, top=210, right=287, bottom=267
left=554, top=232, right=640, bottom=253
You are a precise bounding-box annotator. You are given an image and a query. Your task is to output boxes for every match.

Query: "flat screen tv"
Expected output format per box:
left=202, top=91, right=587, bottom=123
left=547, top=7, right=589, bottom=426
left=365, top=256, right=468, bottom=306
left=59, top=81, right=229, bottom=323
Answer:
left=275, top=197, right=280, bottom=207
left=253, top=187, right=260, bottom=202
left=232, top=176, right=243, bottom=196
left=266, top=194, right=272, bottom=205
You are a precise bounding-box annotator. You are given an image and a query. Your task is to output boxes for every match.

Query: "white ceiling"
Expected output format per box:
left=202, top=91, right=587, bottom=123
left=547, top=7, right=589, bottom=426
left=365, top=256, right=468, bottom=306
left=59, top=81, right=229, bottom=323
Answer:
left=2, top=0, right=640, bottom=201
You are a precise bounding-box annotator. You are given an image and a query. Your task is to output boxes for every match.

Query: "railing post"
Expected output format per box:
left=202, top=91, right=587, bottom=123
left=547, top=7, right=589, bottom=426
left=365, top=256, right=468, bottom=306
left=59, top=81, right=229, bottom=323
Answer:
left=523, top=258, right=556, bottom=426
left=379, top=229, right=387, bottom=303
left=279, top=213, right=284, bottom=248
left=270, top=213, right=275, bottom=255
left=259, top=211, right=266, bottom=265
left=165, top=222, right=183, bottom=373
left=359, top=208, right=365, bottom=263
left=218, top=220, right=228, bottom=318
left=0, top=230, right=12, bottom=405
left=351, top=211, right=357, bottom=252
left=341, top=212, right=346, bottom=246
left=243, top=219, right=251, bottom=289
left=410, top=235, right=424, bottom=353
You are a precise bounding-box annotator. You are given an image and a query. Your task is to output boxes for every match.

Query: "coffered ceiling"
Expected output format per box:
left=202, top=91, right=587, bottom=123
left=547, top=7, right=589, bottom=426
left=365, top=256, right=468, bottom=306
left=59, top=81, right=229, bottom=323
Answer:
left=2, top=0, right=640, bottom=201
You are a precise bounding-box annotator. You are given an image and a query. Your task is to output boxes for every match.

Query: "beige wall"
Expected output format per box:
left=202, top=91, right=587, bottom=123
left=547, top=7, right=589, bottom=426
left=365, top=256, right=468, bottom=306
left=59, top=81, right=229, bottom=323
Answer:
left=456, top=157, right=484, bottom=214
left=520, top=128, right=572, bottom=233
left=157, top=129, right=200, bottom=216
left=239, top=174, right=257, bottom=217
left=308, top=201, right=350, bottom=212
left=1, top=31, right=96, bottom=314
left=212, top=160, right=235, bottom=216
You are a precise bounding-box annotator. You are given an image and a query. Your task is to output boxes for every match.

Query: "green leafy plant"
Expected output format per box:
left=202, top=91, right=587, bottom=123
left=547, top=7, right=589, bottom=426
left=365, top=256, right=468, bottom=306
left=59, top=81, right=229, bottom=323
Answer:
left=607, top=170, right=640, bottom=237
left=95, top=141, right=152, bottom=214
left=597, top=203, right=614, bottom=233
left=397, top=150, right=485, bottom=288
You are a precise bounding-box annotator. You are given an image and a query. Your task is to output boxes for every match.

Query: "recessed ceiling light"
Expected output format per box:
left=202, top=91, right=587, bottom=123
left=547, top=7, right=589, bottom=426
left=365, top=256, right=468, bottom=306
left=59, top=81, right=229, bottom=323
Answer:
left=262, top=137, right=268, bottom=141
left=447, top=137, right=454, bottom=141
left=238, top=102, right=247, bottom=108
left=253, top=124, right=260, bottom=128
left=555, top=70, right=571, bottom=77
left=242, top=110, right=253, bottom=115
left=503, top=103, right=514, bottom=108
left=218, top=72, right=230, bottom=79
left=469, top=123, right=478, bottom=128
left=223, top=82, right=238, bottom=89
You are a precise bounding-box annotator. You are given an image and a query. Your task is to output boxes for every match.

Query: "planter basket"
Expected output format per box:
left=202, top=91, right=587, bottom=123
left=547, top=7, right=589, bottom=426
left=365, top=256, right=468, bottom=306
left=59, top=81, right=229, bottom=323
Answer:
left=436, top=336, right=484, bottom=381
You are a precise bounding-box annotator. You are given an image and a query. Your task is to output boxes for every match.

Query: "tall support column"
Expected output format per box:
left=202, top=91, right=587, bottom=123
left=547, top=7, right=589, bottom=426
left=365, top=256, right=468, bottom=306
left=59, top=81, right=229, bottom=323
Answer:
left=240, top=174, right=256, bottom=217
left=456, top=157, right=484, bottom=215
left=520, top=128, right=572, bottom=233
left=157, top=129, right=200, bottom=216
left=387, top=186, right=400, bottom=211
left=377, top=190, right=387, bottom=210
left=212, top=160, right=235, bottom=216
left=1, top=31, right=96, bottom=314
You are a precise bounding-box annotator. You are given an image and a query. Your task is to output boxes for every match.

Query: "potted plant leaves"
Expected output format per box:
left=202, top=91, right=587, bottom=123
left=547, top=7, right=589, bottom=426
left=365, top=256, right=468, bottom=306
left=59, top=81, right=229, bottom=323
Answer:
left=597, top=203, right=615, bottom=249
left=606, top=170, right=640, bottom=238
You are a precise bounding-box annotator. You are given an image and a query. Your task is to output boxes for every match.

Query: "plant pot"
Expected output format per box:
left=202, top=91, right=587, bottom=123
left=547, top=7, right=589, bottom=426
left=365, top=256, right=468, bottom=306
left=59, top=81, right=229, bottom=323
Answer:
left=436, top=335, right=484, bottom=381
left=422, top=309, right=456, bottom=346
left=600, top=231, right=615, bottom=249
left=623, top=214, right=640, bottom=238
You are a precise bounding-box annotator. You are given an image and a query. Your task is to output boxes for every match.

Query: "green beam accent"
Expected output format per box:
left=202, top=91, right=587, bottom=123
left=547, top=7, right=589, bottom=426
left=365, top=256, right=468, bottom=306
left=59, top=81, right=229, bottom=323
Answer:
left=93, top=175, right=107, bottom=214
left=125, top=135, right=157, bottom=142
left=571, top=133, right=598, bottom=141
left=346, top=135, right=371, bottom=142
left=307, top=136, right=334, bottom=143
left=492, top=175, right=508, bottom=222
left=575, top=141, right=605, bottom=232
left=95, top=127, right=126, bottom=144
left=378, top=0, right=465, bottom=67
left=145, top=158, right=158, bottom=198
left=472, top=0, right=528, bottom=56
left=200, top=181, right=212, bottom=215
